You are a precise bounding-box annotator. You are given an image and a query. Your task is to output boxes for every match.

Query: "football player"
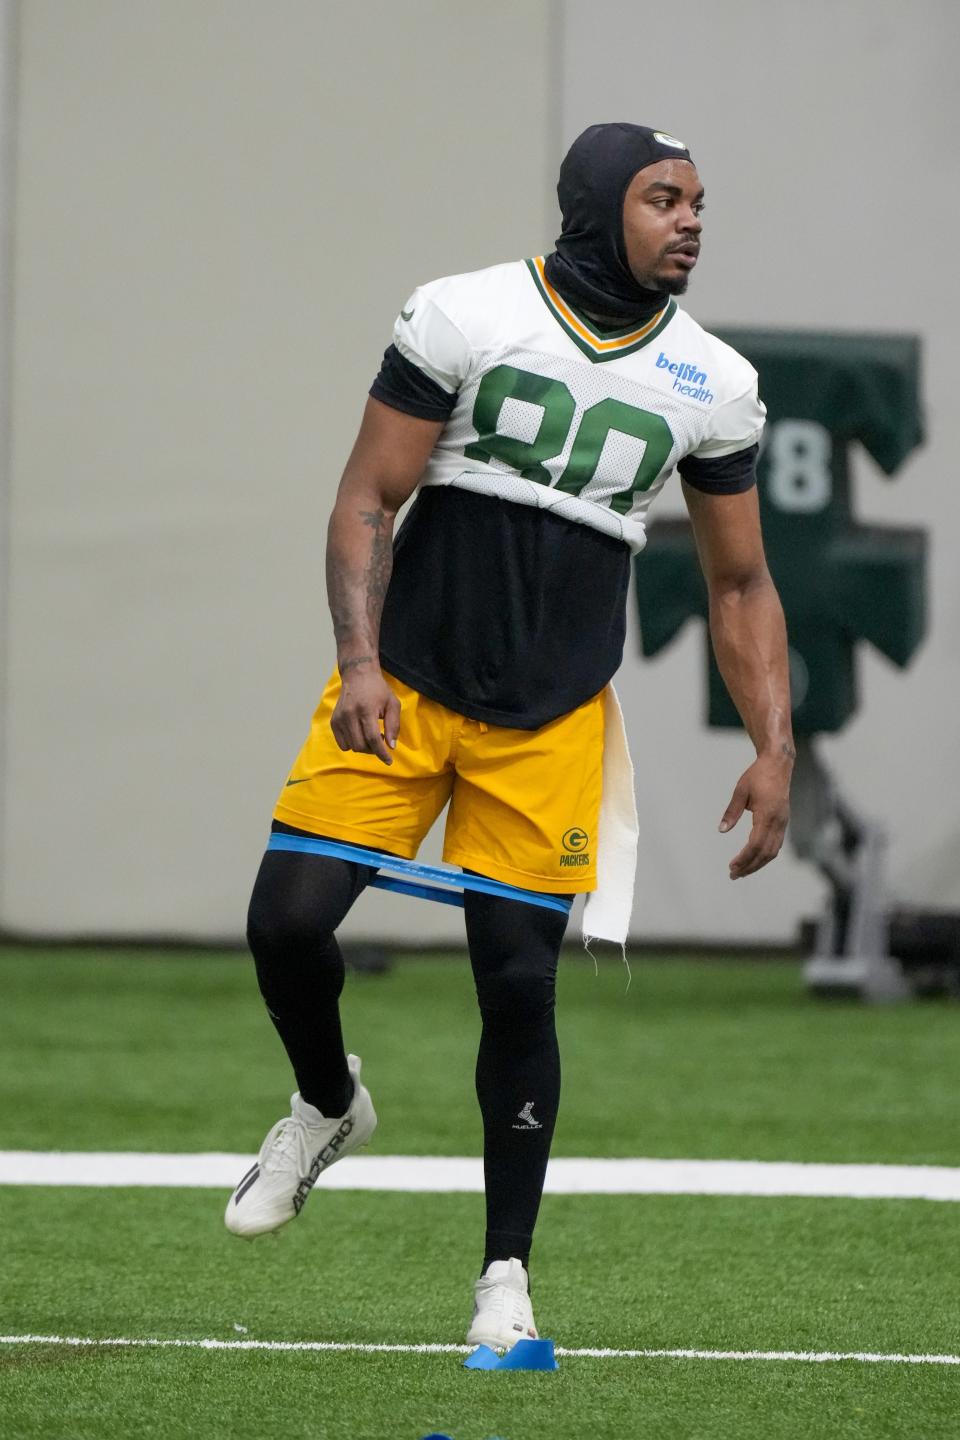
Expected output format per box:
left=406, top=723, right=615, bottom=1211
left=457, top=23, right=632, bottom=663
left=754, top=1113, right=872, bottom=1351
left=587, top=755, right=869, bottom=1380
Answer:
left=225, top=123, right=794, bottom=1350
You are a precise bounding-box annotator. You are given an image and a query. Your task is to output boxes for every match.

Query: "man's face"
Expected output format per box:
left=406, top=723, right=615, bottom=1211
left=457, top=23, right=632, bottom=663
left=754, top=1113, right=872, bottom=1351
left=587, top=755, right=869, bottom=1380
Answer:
left=622, top=158, right=704, bottom=295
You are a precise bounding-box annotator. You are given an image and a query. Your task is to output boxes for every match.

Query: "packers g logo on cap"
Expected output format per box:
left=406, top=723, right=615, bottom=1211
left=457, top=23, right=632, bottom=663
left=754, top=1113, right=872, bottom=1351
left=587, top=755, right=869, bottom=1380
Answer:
left=653, top=131, right=687, bottom=149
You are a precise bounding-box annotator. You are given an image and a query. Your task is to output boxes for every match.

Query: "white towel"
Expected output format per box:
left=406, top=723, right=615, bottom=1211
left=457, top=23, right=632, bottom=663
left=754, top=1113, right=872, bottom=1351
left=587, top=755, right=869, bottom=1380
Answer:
left=582, top=685, right=639, bottom=947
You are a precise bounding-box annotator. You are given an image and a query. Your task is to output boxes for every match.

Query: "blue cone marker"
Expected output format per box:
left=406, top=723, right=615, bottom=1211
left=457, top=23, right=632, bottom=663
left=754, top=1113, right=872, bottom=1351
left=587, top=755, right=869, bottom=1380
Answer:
left=497, top=1338, right=557, bottom=1371
left=463, top=1338, right=558, bottom=1372
left=463, top=1344, right=501, bottom=1370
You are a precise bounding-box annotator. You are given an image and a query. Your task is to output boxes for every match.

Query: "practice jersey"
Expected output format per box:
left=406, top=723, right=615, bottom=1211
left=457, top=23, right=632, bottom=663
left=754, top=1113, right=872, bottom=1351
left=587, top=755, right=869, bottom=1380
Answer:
left=373, top=257, right=766, bottom=729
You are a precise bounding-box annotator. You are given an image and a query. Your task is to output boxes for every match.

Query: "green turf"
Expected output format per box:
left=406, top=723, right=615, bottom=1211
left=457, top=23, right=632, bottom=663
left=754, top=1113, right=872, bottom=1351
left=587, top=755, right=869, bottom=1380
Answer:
left=1, top=948, right=958, bottom=1163
left=6, top=1187, right=959, bottom=1353
left=5, top=1343, right=957, bottom=1440
left=2, top=948, right=958, bottom=1438
left=4, top=1187, right=960, bottom=1439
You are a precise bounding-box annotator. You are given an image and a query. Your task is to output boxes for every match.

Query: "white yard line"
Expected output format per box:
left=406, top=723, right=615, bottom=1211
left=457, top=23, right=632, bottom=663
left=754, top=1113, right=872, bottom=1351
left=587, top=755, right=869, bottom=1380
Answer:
left=0, top=1334, right=957, bottom=1367
left=1, top=1151, right=959, bottom=1200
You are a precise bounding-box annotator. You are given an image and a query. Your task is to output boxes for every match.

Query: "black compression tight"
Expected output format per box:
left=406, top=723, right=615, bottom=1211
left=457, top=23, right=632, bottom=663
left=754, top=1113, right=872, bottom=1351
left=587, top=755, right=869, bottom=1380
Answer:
left=246, top=830, right=569, bottom=1272
left=246, top=841, right=375, bottom=1118
left=465, top=884, right=566, bottom=1274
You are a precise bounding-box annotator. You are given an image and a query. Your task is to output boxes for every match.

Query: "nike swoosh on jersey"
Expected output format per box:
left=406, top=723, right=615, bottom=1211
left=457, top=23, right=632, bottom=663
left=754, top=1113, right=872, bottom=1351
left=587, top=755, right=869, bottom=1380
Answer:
left=400, top=308, right=415, bottom=321
left=284, top=777, right=312, bottom=786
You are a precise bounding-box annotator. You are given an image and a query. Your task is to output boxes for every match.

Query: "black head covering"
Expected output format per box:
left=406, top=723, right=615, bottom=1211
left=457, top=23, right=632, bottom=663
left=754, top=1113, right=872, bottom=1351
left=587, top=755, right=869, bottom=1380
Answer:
left=544, top=123, right=694, bottom=326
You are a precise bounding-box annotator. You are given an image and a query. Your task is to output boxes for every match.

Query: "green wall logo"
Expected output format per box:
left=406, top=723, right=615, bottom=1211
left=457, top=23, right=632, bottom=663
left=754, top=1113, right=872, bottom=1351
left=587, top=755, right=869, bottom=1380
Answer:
left=560, top=827, right=590, bottom=867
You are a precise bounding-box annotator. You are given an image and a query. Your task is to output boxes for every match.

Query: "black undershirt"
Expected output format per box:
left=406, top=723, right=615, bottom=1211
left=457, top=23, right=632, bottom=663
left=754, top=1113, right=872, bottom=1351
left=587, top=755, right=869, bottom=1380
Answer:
left=369, top=342, right=756, bottom=730
left=371, top=343, right=456, bottom=421
left=380, top=487, right=631, bottom=730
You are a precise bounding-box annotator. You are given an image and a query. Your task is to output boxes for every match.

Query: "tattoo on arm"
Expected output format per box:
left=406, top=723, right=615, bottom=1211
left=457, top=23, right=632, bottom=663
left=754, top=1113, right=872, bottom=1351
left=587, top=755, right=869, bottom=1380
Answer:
left=327, top=506, right=395, bottom=653
left=360, top=508, right=393, bottom=628
left=339, top=655, right=374, bottom=675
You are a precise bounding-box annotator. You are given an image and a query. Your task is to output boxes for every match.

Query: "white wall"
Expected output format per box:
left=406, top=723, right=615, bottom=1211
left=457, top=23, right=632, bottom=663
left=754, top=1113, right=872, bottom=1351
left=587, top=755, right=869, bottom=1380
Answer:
left=2, top=0, right=555, bottom=940
left=563, top=0, right=960, bottom=939
left=3, top=0, right=957, bottom=944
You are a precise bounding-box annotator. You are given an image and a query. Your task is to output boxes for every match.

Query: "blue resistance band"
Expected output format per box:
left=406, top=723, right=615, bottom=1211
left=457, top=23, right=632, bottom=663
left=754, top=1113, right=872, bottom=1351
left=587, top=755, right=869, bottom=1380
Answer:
left=266, top=833, right=572, bottom=916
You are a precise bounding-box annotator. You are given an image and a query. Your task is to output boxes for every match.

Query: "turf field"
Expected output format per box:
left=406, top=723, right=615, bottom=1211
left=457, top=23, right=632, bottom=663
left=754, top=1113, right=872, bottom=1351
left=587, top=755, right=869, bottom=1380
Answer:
left=2, top=948, right=959, bottom=1439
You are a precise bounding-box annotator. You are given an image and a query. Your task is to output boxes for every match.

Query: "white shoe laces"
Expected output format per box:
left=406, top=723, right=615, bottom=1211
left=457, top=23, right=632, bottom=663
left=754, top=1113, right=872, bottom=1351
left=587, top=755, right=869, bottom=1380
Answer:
left=259, top=1114, right=309, bottom=1174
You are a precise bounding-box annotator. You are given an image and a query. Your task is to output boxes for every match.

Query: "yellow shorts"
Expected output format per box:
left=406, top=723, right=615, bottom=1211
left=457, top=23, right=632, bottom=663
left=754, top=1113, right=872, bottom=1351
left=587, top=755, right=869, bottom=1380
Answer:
left=273, top=671, right=605, bottom=894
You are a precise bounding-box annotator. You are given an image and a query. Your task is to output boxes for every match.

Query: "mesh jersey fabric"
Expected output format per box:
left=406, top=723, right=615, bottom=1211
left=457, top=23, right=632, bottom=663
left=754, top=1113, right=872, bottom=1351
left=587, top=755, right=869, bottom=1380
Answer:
left=389, top=257, right=764, bottom=554
left=372, top=257, right=765, bottom=728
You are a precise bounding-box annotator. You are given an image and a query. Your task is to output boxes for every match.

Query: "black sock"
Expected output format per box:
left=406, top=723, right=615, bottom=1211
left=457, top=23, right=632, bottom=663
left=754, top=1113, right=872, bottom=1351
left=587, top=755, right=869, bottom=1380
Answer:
left=477, top=1009, right=560, bottom=1277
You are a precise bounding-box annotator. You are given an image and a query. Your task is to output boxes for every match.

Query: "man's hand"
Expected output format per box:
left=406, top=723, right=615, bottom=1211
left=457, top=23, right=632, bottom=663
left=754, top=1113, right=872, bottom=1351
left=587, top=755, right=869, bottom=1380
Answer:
left=330, top=662, right=401, bottom=766
left=718, top=752, right=792, bottom=879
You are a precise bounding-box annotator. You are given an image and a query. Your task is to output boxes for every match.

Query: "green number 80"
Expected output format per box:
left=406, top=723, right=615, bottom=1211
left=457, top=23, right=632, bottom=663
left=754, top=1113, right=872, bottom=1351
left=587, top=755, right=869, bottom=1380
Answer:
left=464, top=364, right=674, bottom=515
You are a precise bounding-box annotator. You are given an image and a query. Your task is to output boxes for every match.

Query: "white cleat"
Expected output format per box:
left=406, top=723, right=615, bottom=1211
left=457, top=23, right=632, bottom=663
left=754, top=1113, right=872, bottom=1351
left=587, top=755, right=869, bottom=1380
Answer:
left=224, top=1054, right=376, bottom=1238
left=466, top=1257, right=538, bottom=1351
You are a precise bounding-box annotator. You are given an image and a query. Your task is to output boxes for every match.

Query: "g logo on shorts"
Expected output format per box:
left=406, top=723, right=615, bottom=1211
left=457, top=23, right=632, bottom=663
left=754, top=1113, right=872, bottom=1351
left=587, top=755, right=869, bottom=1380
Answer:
left=275, top=672, right=603, bottom=895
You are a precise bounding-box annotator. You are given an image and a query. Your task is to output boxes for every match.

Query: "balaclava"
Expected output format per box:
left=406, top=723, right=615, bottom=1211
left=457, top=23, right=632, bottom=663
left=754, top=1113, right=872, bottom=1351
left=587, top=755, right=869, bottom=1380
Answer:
left=544, top=123, right=694, bottom=326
